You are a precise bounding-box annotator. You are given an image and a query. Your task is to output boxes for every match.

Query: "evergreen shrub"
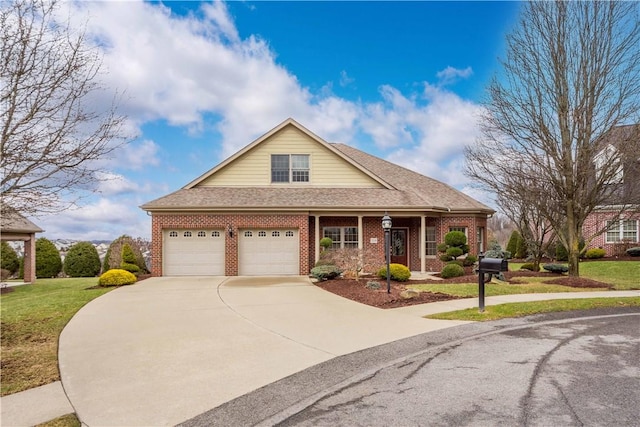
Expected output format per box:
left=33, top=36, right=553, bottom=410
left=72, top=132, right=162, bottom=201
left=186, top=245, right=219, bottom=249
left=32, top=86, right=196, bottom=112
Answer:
left=311, top=265, right=342, bottom=281
left=377, top=263, right=411, bottom=281
left=98, top=269, right=137, bottom=286
left=63, top=242, right=101, bottom=277
left=1, top=241, right=20, bottom=274
left=441, top=263, right=465, bottom=279
left=584, top=248, right=606, bottom=259
left=35, top=238, right=62, bottom=278
left=543, top=264, right=569, bottom=274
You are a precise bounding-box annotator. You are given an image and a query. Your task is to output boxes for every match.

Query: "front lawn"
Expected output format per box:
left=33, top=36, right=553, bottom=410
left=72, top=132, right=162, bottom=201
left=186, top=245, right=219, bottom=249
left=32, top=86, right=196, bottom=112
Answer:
left=501, top=260, right=635, bottom=290
left=0, top=278, right=114, bottom=395
left=409, top=280, right=608, bottom=298
left=427, top=297, right=640, bottom=321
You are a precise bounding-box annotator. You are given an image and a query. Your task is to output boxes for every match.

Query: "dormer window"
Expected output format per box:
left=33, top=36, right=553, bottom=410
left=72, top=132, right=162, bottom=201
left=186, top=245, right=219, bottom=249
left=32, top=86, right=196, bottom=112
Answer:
left=271, top=154, right=309, bottom=183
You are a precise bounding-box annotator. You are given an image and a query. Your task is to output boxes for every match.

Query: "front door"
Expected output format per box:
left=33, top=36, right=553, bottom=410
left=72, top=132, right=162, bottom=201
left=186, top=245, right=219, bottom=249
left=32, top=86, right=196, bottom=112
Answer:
left=390, top=229, right=408, bottom=266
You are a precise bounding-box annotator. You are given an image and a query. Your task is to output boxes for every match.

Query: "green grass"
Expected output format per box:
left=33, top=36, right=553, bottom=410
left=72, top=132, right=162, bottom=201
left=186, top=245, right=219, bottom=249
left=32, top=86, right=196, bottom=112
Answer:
left=426, top=297, right=640, bottom=321
left=409, top=280, right=608, bottom=297
left=36, top=413, right=80, bottom=427
left=580, top=261, right=640, bottom=289
left=1, top=278, right=114, bottom=396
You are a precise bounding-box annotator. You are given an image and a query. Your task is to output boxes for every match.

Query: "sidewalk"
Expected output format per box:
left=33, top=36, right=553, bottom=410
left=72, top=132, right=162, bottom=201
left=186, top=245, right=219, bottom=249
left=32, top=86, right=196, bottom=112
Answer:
left=1, top=287, right=638, bottom=427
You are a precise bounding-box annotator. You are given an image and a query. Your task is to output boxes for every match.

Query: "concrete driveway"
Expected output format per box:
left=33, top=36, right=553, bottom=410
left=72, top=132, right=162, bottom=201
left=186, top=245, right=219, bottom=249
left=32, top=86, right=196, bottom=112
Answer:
left=58, top=276, right=468, bottom=426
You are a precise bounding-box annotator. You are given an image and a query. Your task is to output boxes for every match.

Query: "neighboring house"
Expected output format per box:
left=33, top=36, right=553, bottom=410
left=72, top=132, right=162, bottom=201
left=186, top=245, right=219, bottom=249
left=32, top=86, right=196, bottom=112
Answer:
left=583, top=124, right=640, bottom=256
left=0, top=209, right=43, bottom=283
left=141, top=119, right=494, bottom=276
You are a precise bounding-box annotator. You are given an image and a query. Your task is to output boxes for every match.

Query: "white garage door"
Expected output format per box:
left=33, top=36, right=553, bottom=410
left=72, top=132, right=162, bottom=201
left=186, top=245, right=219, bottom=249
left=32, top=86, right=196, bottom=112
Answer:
left=163, top=230, right=225, bottom=276
left=239, top=229, right=299, bottom=275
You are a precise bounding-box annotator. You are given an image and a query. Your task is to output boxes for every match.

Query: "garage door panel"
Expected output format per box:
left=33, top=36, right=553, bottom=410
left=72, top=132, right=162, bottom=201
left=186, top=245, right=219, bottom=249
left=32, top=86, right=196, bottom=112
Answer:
left=163, top=230, right=225, bottom=276
left=239, top=229, right=299, bottom=276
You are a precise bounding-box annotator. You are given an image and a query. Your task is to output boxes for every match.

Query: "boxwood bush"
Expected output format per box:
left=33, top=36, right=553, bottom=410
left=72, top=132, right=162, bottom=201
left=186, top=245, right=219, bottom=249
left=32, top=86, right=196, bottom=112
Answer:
left=626, top=247, right=640, bottom=257
left=584, top=248, right=606, bottom=259
left=311, top=265, right=342, bottom=281
left=543, top=264, right=569, bottom=274
left=98, top=269, right=137, bottom=286
left=520, top=262, right=540, bottom=272
left=377, top=263, right=411, bottom=281
left=441, top=263, right=465, bottom=279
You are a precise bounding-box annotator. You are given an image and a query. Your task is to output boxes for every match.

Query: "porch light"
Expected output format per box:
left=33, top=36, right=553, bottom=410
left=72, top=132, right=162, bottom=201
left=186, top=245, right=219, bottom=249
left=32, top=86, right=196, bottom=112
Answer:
left=227, top=224, right=234, bottom=238
left=382, top=213, right=392, bottom=294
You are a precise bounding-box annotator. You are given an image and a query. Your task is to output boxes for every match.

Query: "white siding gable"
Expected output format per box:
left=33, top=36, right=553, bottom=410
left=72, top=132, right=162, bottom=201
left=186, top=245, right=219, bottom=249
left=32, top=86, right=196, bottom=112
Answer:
left=196, top=125, right=383, bottom=188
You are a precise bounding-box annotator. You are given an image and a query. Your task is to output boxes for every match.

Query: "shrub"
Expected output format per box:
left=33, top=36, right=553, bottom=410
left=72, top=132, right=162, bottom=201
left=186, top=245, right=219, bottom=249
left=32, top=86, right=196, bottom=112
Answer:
left=441, top=263, right=465, bottom=279
left=377, top=263, right=411, bottom=281
left=555, top=239, right=586, bottom=261
left=103, top=235, right=148, bottom=273
left=520, top=263, right=540, bottom=272
left=35, top=238, right=62, bottom=278
left=543, top=264, right=569, bottom=274
left=584, top=248, right=606, bottom=259
left=311, top=265, right=342, bottom=281
left=319, top=237, right=333, bottom=250
left=98, top=269, right=137, bottom=286
left=438, top=231, right=469, bottom=262
left=446, top=260, right=464, bottom=267
left=463, top=254, right=477, bottom=267
left=445, top=231, right=467, bottom=247
left=365, top=280, right=381, bottom=290
left=446, top=247, right=464, bottom=259
left=1, top=241, right=20, bottom=274
left=515, top=234, right=528, bottom=259
left=120, top=262, right=141, bottom=274
left=1, top=269, right=10, bottom=281
left=506, top=231, right=520, bottom=258
left=626, top=247, right=640, bottom=257
left=63, top=242, right=101, bottom=277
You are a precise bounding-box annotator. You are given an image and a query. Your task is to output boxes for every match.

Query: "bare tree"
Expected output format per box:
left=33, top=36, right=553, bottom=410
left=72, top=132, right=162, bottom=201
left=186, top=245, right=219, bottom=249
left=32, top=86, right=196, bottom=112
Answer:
left=465, top=1, right=640, bottom=277
left=1, top=0, right=128, bottom=217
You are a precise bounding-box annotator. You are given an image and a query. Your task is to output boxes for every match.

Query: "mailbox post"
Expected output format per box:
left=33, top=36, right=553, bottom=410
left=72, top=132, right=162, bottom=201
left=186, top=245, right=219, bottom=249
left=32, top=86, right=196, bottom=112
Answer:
left=477, top=253, right=509, bottom=312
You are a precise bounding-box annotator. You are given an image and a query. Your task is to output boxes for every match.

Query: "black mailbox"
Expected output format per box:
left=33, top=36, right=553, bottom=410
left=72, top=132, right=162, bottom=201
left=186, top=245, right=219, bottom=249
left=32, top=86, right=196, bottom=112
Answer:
left=479, top=258, right=508, bottom=273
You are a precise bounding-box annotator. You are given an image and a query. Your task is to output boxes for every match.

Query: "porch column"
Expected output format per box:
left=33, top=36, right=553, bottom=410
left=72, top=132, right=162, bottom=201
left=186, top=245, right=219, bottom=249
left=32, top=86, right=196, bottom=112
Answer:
left=314, top=215, right=320, bottom=264
left=24, top=235, right=36, bottom=283
left=420, top=215, right=426, bottom=273
left=358, top=215, right=363, bottom=249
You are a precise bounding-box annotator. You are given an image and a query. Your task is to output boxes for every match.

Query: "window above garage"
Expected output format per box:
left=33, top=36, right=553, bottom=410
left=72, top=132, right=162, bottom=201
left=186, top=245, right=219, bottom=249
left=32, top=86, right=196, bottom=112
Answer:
left=271, top=154, right=310, bottom=183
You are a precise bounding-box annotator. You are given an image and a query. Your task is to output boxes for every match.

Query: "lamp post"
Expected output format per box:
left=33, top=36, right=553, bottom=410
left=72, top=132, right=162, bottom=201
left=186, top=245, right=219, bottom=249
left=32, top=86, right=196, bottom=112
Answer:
left=381, top=212, right=392, bottom=294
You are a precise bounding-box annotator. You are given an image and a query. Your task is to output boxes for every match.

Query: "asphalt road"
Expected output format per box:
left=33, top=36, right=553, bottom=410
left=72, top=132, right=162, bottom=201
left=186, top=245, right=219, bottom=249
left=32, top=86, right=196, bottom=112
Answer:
left=180, top=308, right=640, bottom=427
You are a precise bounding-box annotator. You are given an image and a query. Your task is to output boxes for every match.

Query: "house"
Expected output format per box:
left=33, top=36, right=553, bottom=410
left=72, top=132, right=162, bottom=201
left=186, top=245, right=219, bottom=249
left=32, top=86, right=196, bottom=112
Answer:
left=582, top=124, right=640, bottom=256
left=141, top=119, right=494, bottom=276
left=0, top=209, right=44, bottom=283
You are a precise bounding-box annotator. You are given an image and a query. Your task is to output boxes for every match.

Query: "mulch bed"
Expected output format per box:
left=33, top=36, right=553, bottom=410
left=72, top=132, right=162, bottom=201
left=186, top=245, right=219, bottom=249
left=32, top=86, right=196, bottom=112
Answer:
left=314, top=270, right=614, bottom=309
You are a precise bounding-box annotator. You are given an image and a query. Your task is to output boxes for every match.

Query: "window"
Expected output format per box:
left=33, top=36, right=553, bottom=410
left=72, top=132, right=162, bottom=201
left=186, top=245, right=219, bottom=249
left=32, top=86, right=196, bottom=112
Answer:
left=449, top=226, right=468, bottom=235
left=258, top=231, right=267, bottom=237
left=426, top=226, right=437, bottom=256
left=323, top=227, right=358, bottom=249
left=477, top=227, right=485, bottom=254
left=244, top=231, right=253, bottom=237
left=169, top=231, right=178, bottom=237
left=212, top=231, right=220, bottom=237
left=197, top=231, right=206, bottom=237
left=183, top=231, right=192, bottom=237
left=285, top=231, right=294, bottom=237
left=606, top=220, right=638, bottom=243
left=272, top=231, right=280, bottom=237
left=271, top=154, right=309, bottom=183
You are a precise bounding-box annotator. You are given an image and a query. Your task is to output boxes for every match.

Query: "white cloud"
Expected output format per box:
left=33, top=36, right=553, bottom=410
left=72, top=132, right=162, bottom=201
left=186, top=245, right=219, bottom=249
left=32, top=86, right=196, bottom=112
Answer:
left=42, top=1, right=492, bottom=241
left=95, top=172, right=139, bottom=196
left=38, top=198, right=151, bottom=241
left=436, top=66, right=474, bottom=85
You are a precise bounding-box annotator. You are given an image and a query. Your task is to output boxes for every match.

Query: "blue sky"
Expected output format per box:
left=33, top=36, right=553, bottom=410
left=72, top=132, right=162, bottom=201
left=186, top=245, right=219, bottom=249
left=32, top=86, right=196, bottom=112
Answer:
left=37, top=0, right=521, bottom=241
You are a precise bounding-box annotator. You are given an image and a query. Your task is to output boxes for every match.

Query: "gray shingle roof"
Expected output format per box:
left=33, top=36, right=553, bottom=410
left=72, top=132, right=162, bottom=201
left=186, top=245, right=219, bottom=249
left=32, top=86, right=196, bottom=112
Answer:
left=0, top=209, right=44, bottom=234
left=141, top=140, right=492, bottom=214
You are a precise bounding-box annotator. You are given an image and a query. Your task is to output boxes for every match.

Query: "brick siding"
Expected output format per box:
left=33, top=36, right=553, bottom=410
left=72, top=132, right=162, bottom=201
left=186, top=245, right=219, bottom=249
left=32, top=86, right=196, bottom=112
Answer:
left=582, top=210, right=640, bottom=257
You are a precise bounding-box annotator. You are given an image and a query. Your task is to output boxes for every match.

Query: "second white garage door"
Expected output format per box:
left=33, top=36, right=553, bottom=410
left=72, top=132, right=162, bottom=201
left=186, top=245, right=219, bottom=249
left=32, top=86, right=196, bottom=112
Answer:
left=238, top=229, right=299, bottom=275
left=163, top=230, right=225, bottom=276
